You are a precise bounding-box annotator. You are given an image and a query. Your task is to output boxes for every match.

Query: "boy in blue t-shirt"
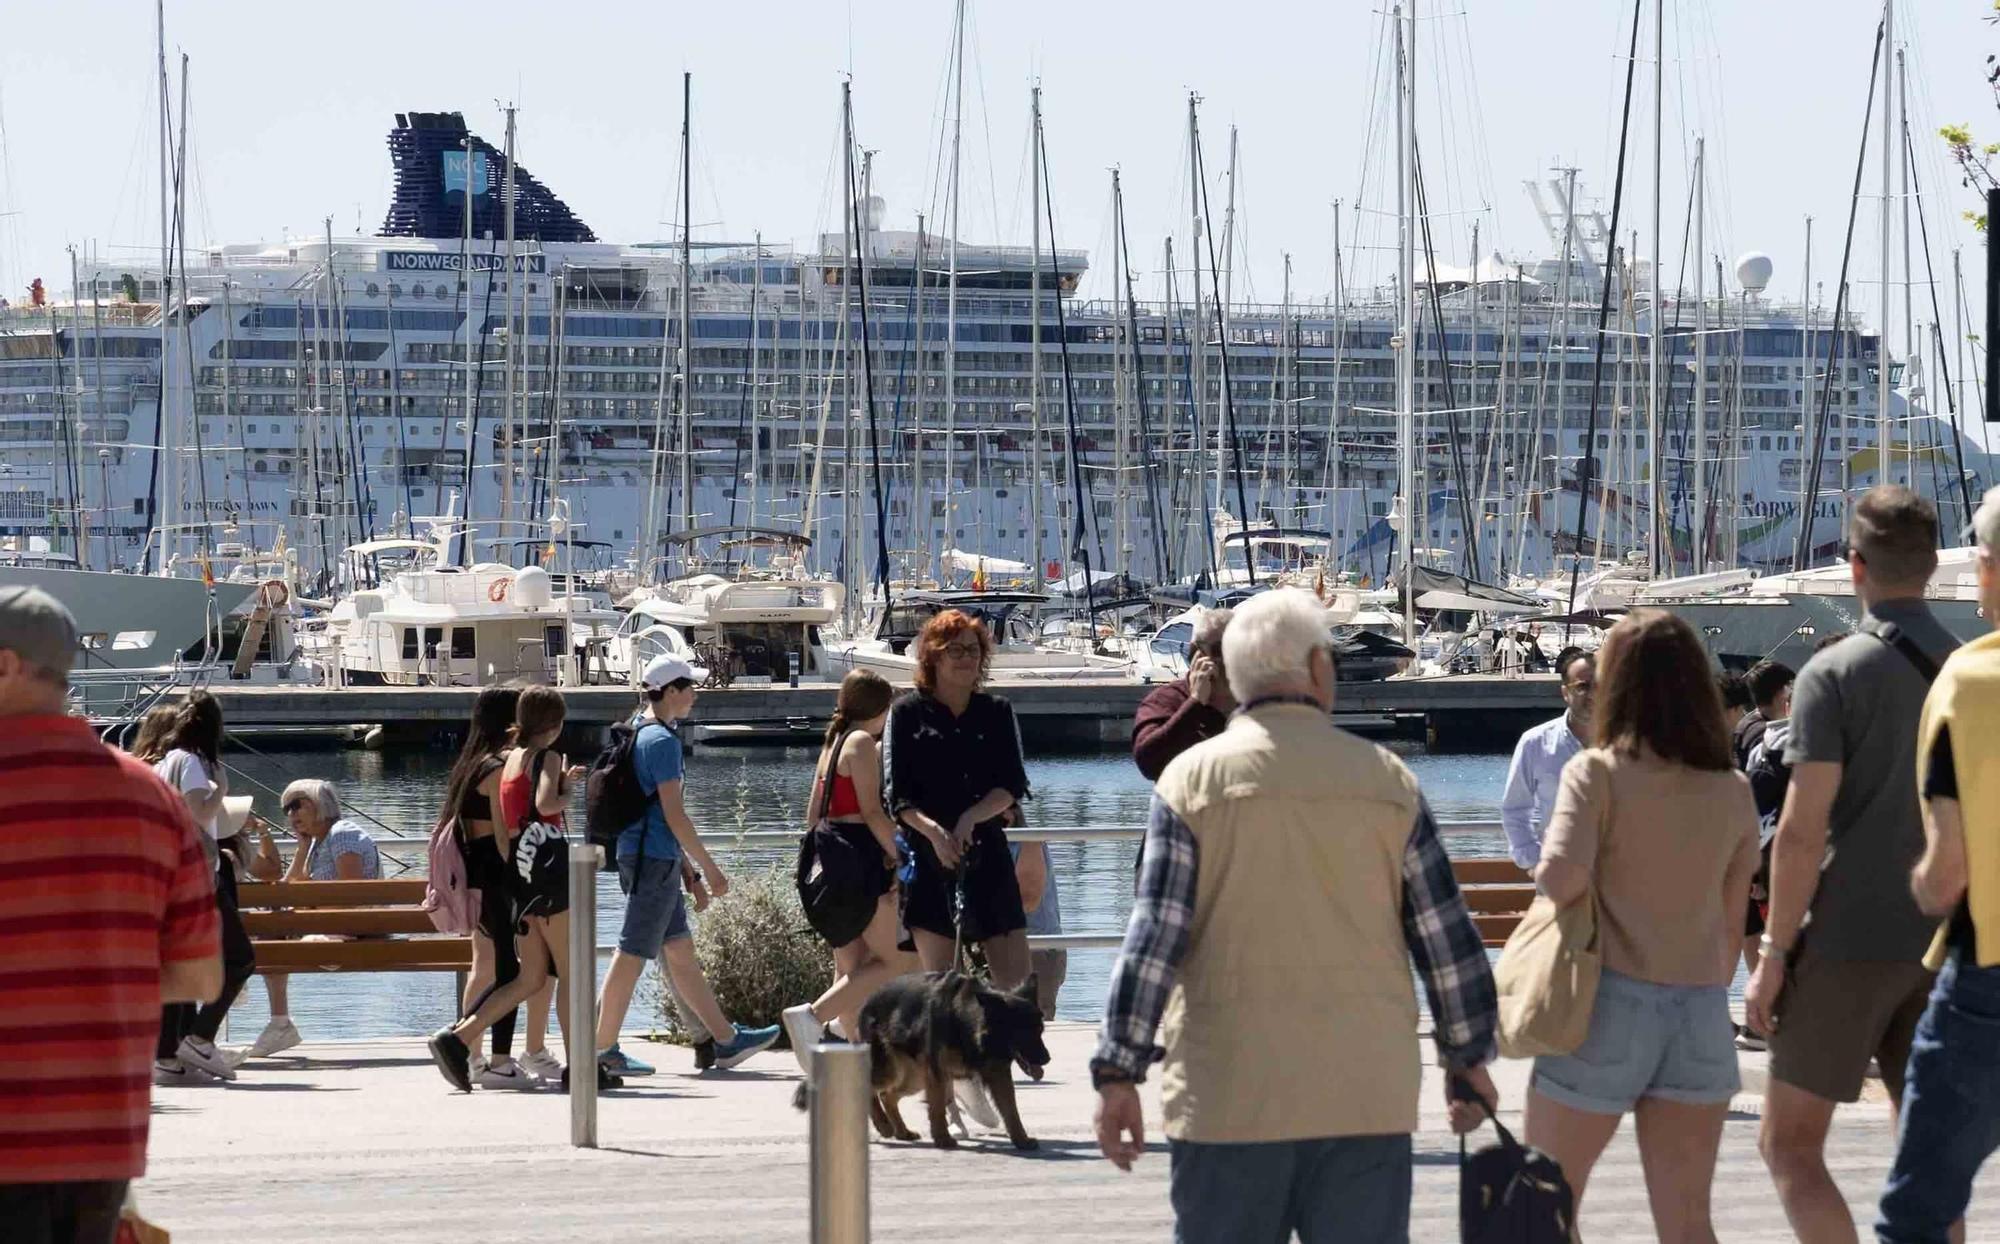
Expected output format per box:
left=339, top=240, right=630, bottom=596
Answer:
left=592, top=655, right=780, bottom=1075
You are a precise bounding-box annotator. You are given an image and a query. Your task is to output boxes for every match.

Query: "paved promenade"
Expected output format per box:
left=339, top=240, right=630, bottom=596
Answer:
left=141, top=1023, right=1993, bottom=1242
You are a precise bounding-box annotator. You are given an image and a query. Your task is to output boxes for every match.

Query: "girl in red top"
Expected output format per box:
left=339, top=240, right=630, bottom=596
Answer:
left=429, top=686, right=584, bottom=1091
left=781, top=670, right=911, bottom=1061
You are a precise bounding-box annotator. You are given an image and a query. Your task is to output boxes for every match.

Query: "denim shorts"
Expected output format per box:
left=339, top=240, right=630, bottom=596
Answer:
left=1532, top=969, right=1740, bottom=1115
left=616, top=853, right=689, bottom=959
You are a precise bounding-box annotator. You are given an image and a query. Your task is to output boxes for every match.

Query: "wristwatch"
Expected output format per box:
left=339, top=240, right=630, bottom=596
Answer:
left=1758, top=933, right=1789, bottom=959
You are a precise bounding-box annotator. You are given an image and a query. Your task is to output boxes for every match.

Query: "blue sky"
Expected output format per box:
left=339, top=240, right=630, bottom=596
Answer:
left=1, top=0, right=1994, bottom=423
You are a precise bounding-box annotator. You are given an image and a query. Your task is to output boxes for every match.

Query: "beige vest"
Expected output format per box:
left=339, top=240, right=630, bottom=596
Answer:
left=1156, top=702, right=1422, bottom=1143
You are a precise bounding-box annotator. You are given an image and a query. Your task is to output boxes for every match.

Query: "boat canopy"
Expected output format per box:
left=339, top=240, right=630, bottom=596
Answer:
left=1396, top=564, right=1542, bottom=614
left=664, top=524, right=812, bottom=548
left=942, top=548, right=1031, bottom=575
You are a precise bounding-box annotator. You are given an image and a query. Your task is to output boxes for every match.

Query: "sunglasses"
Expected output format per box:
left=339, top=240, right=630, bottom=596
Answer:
left=282, top=799, right=307, bottom=814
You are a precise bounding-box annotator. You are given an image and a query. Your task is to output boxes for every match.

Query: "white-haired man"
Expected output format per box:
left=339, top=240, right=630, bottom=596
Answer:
left=1878, top=485, right=2000, bottom=1242
left=1091, top=588, right=1499, bottom=1243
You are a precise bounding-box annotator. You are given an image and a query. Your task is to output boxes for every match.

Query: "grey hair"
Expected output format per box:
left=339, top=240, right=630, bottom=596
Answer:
left=1190, top=606, right=1234, bottom=658
left=1221, top=588, right=1332, bottom=703
left=280, top=778, right=340, bottom=822
left=1974, top=485, right=2000, bottom=555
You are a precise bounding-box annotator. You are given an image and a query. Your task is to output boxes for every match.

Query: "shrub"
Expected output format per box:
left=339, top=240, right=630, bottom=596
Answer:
left=653, top=864, right=832, bottom=1042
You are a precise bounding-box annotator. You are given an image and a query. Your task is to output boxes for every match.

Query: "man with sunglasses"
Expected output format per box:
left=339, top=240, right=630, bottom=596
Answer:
left=1748, top=485, right=1960, bottom=1242
left=1497, top=646, right=1594, bottom=872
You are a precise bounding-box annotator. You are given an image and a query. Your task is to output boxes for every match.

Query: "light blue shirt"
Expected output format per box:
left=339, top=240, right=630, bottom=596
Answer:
left=1499, top=715, right=1585, bottom=870
left=617, top=715, right=684, bottom=865
left=306, top=819, right=382, bottom=880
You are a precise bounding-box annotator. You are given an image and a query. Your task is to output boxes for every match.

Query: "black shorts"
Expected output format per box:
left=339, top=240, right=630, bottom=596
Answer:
left=898, top=819, right=1026, bottom=943
left=509, top=821, right=571, bottom=922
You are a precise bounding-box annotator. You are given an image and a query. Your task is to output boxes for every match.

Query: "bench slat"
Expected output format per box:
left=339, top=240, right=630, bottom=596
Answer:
left=243, top=909, right=441, bottom=938
left=240, top=880, right=430, bottom=909
left=1456, top=886, right=1539, bottom=915
left=1451, top=858, right=1532, bottom=885
left=251, top=938, right=472, bottom=973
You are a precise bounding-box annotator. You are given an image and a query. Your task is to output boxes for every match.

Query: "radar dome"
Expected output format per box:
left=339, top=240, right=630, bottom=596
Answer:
left=1735, top=252, right=1773, bottom=295
left=512, top=565, right=553, bottom=609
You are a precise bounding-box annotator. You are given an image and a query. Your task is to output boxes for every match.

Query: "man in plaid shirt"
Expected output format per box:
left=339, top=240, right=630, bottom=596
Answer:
left=1090, top=588, right=1498, bottom=1243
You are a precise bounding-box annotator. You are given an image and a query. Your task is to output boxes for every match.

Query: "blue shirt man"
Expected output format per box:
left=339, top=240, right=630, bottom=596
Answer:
left=618, top=716, right=683, bottom=866
left=1498, top=649, right=1593, bottom=870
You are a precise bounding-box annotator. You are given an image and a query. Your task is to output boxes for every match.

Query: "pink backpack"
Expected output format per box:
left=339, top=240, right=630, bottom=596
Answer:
left=422, top=814, right=481, bottom=934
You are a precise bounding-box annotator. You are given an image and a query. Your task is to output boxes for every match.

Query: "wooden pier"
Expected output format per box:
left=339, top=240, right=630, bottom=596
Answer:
left=171, top=674, right=1559, bottom=749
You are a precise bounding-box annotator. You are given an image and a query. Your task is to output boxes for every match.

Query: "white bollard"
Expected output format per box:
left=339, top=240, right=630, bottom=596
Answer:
left=567, top=842, right=598, bottom=1148
left=808, top=1042, right=871, bottom=1244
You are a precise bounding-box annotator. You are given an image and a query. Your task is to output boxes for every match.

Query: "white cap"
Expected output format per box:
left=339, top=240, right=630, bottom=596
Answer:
left=641, top=653, right=696, bottom=690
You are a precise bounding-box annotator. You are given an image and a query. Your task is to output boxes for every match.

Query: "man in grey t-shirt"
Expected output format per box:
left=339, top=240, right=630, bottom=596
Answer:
left=1746, top=485, right=1959, bottom=1243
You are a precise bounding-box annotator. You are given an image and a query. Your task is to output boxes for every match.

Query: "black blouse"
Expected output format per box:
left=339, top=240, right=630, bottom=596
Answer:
left=882, top=690, right=1031, bottom=830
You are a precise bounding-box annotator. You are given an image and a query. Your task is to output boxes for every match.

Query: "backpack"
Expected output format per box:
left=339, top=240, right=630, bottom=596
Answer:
left=420, top=813, right=480, bottom=934
left=584, top=720, right=663, bottom=858
left=1745, top=720, right=1794, bottom=847
left=1454, top=1077, right=1573, bottom=1244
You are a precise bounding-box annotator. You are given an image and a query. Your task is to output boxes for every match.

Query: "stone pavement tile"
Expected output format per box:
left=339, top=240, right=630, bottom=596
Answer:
left=137, top=1023, right=1995, bottom=1242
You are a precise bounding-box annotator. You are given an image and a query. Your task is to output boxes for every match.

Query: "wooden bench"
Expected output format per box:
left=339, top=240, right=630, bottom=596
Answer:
left=238, top=880, right=474, bottom=977
left=1449, top=858, right=1536, bottom=948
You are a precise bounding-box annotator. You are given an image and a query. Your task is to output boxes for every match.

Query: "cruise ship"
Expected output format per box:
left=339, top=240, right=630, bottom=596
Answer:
left=1, top=110, right=1986, bottom=609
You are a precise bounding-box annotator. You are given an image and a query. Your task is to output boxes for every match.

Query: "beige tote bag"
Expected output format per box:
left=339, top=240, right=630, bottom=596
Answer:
left=1493, top=887, right=1601, bottom=1059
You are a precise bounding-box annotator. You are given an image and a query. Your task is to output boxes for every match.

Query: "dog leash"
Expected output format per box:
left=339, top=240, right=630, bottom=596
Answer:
left=951, top=863, right=970, bottom=972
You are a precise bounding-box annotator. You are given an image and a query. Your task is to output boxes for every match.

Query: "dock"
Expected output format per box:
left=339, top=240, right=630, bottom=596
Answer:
left=137, top=1023, right=1990, bottom=1242
left=165, top=674, right=1559, bottom=749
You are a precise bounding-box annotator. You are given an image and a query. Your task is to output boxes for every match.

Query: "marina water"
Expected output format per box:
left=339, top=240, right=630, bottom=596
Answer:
left=224, top=740, right=1513, bottom=1042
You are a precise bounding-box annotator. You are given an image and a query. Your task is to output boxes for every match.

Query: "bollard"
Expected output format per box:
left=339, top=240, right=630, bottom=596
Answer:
left=808, top=1042, right=870, bottom=1244
left=567, top=842, right=599, bottom=1148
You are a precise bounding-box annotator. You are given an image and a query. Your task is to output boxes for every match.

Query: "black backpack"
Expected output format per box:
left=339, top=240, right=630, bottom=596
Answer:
left=1453, top=1078, right=1573, bottom=1244
left=584, top=720, right=660, bottom=857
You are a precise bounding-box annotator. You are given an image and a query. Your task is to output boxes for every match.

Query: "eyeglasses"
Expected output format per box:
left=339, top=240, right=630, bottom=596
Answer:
left=941, top=641, right=983, bottom=660
left=1564, top=679, right=1595, bottom=694
left=282, top=799, right=307, bottom=814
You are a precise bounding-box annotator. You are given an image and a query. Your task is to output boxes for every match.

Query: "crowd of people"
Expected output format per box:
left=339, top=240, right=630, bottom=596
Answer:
left=9, top=479, right=2000, bottom=1242
left=1092, top=482, right=2000, bottom=1243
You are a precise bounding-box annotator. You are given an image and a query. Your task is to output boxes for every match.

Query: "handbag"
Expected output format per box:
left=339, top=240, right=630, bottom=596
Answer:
left=795, top=732, right=878, bottom=947
left=1453, top=1077, right=1574, bottom=1243
left=1493, top=765, right=1610, bottom=1058
left=1493, top=889, right=1600, bottom=1057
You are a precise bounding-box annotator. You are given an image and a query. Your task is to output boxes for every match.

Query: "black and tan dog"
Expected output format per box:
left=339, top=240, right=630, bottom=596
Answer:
left=859, top=970, right=1050, bottom=1151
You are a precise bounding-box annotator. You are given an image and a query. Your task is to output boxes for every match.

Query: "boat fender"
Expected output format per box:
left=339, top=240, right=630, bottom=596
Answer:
left=489, top=576, right=514, bottom=603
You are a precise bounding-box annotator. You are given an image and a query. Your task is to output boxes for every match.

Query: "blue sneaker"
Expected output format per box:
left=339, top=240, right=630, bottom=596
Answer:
left=712, top=1023, right=782, bottom=1070
left=597, top=1044, right=656, bottom=1077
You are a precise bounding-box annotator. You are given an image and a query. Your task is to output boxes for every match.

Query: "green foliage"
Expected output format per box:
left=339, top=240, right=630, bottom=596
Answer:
left=653, top=864, right=832, bottom=1042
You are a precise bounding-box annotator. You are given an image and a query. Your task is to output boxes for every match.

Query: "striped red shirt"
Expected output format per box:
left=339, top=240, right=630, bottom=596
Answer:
left=0, top=714, right=220, bottom=1184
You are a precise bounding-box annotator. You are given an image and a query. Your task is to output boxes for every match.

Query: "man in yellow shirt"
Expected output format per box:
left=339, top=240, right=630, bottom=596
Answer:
left=1876, top=486, right=2000, bottom=1243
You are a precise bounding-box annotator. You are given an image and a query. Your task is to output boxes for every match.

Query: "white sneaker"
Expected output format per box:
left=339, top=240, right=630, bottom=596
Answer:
left=954, top=1076, right=1001, bottom=1130
left=476, top=1058, right=542, bottom=1090
left=519, top=1049, right=563, bottom=1081
left=246, top=1017, right=302, bottom=1059
left=781, top=1004, right=822, bottom=1073
left=153, top=1058, right=220, bottom=1087
left=221, top=1044, right=252, bottom=1070
left=176, top=1036, right=238, bottom=1081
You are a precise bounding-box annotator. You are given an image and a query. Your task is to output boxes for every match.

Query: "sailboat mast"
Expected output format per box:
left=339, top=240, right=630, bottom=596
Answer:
left=1646, top=0, right=1664, bottom=577
left=749, top=232, right=763, bottom=532
left=501, top=105, right=517, bottom=530
left=678, top=71, right=696, bottom=563
left=942, top=0, right=965, bottom=579
left=1217, top=126, right=1238, bottom=520
left=151, top=0, right=172, bottom=574
left=1396, top=1, right=1417, bottom=645
left=1693, top=137, right=1707, bottom=570
left=1185, top=95, right=1208, bottom=558
left=1798, top=216, right=1813, bottom=532
left=912, top=214, right=927, bottom=576
left=1876, top=0, right=1893, bottom=480
left=1029, top=87, right=1045, bottom=582
left=1897, top=42, right=1915, bottom=490
left=1112, top=169, right=1131, bottom=578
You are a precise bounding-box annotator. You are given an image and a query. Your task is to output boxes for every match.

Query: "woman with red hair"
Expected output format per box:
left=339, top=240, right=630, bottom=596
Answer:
left=882, top=609, right=1034, bottom=988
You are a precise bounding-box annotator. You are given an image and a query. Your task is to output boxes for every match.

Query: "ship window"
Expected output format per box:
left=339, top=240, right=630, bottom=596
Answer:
left=367, top=283, right=381, bottom=298
left=411, top=285, right=426, bottom=300
left=435, top=285, right=449, bottom=300
left=278, top=459, right=292, bottom=474
left=423, top=626, right=444, bottom=656
left=544, top=625, right=564, bottom=658
left=451, top=627, right=476, bottom=659
left=401, top=627, right=419, bottom=660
